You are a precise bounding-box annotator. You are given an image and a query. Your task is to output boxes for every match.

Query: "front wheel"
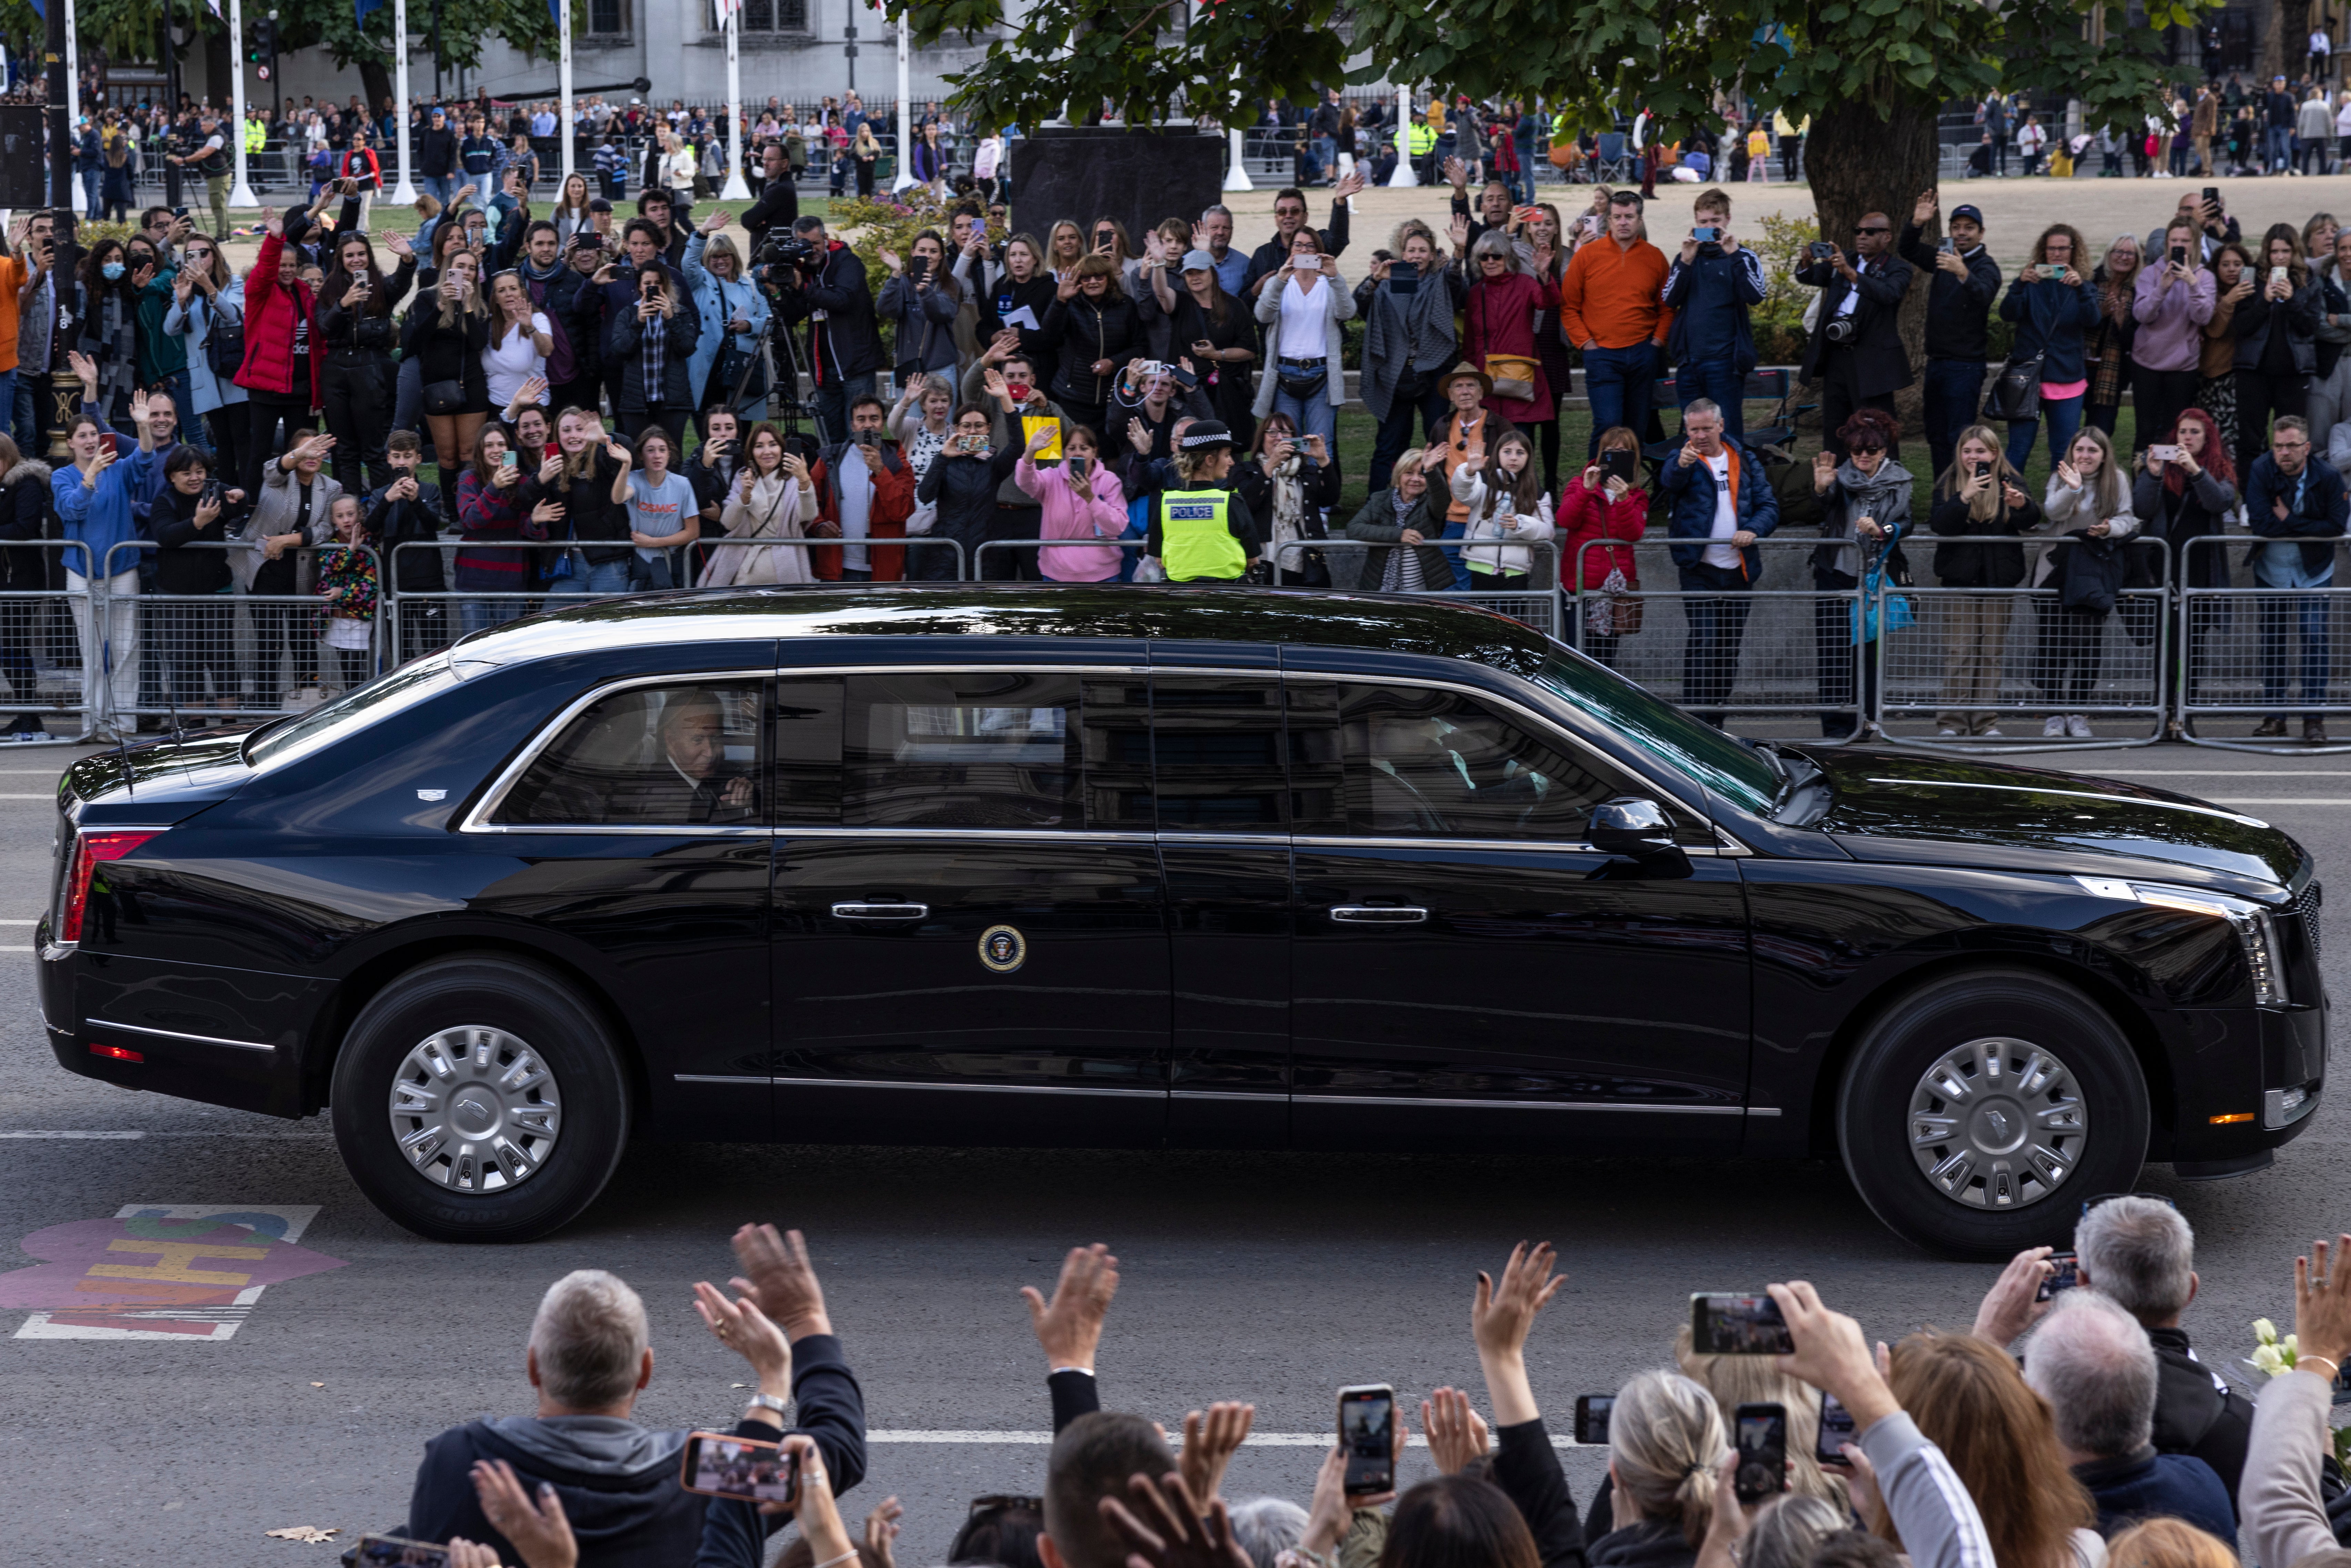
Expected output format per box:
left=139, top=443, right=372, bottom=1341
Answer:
left=1837, top=967, right=2149, bottom=1259
left=329, top=956, right=631, bottom=1242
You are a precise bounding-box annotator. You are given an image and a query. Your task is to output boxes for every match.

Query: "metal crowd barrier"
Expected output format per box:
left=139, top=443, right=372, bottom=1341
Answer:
left=386, top=536, right=970, bottom=664
left=0, top=541, right=94, bottom=742
left=1874, top=535, right=2172, bottom=754
left=2177, top=533, right=2351, bottom=754
left=103, top=540, right=385, bottom=727
left=1570, top=537, right=1868, bottom=743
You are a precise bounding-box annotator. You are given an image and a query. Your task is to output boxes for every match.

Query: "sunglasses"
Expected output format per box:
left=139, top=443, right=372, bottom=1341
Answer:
left=1855, top=226, right=1890, bottom=235
left=1848, top=442, right=1886, bottom=455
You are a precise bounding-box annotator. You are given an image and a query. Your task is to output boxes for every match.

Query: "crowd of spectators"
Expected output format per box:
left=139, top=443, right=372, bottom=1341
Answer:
left=372, top=1198, right=2351, bottom=1568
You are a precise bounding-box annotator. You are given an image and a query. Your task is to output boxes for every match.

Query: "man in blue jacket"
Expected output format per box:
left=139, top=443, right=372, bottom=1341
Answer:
left=1663, top=187, right=1768, bottom=442
left=2243, top=415, right=2350, bottom=740
left=1659, top=398, right=1778, bottom=727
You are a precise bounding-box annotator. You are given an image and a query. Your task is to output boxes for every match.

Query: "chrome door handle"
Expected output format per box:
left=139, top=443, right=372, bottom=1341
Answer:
left=1329, top=905, right=1428, bottom=924
left=830, top=902, right=930, bottom=921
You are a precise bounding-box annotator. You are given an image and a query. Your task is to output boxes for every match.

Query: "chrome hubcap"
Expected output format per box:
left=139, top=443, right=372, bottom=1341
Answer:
left=387, top=1026, right=563, bottom=1193
left=1906, top=1036, right=2087, bottom=1209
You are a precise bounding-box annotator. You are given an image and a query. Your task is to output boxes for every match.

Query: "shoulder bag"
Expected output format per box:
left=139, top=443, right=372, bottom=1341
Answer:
left=1980, top=350, right=2044, bottom=423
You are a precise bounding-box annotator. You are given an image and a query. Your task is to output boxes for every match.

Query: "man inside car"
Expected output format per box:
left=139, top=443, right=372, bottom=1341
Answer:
left=605, top=694, right=756, bottom=823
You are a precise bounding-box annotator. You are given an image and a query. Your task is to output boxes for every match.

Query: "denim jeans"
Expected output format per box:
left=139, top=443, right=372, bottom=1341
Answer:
left=459, top=597, right=527, bottom=639
left=2268, top=126, right=2294, bottom=171
left=2260, top=590, right=2332, bottom=718
left=2005, top=393, right=2084, bottom=472
left=1677, top=561, right=1755, bottom=726
left=13, top=369, right=37, bottom=455
left=80, top=168, right=100, bottom=219
left=1583, top=342, right=1658, bottom=455
left=1675, top=356, right=1746, bottom=441
left=1313, top=135, right=1336, bottom=179
left=1271, top=382, right=1338, bottom=450
left=420, top=173, right=453, bottom=208
left=1922, top=359, right=1988, bottom=481
left=548, top=555, right=635, bottom=595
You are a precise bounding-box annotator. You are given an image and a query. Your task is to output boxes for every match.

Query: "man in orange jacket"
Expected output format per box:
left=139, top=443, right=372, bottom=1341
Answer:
left=807, top=394, right=913, bottom=581
left=1558, top=189, right=1672, bottom=459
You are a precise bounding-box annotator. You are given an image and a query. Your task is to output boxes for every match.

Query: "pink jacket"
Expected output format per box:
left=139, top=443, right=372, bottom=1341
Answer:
left=1016, top=454, right=1129, bottom=581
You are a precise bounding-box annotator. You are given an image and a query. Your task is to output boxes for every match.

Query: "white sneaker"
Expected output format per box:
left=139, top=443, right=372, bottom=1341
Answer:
left=2068, top=714, right=2094, bottom=738
left=2043, top=716, right=2067, bottom=737
left=1937, top=726, right=1961, bottom=737
left=1981, top=727, right=2004, bottom=737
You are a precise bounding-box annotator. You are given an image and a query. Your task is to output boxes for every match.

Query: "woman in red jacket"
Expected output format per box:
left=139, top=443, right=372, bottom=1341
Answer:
left=1556, top=424, right=1647, bottom=669
left=235, top=212, right=323, bottom=501
left=1455, top=224, right=1558, bottom=482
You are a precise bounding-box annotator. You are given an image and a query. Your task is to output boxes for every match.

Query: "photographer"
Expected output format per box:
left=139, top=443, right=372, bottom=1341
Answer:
left=605, top=262, right=701, bottom=442
left=1662, top=188, right=1768, bottom=442
left=877, top=230, right=964, bottom=386
left=1795, top=210, right=1915, bottom=460
left=1899, top=191, right=2001, bottom=481
left=808, top=396, right=915, bottom=582
left=316, top=228, right=419, bottom=499
left=766, top=215, right=884, bottom=444
left=737, top=141, right=799, bottom=239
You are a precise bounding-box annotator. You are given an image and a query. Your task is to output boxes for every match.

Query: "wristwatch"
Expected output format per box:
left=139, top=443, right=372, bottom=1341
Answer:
left=744, top=1392, right=789, bottom=1417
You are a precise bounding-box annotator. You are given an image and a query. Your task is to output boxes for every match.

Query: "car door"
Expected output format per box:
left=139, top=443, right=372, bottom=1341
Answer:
left=1286, top=674, right=1752, bottom=1150
left=473, top=672, right=775, bottom=1143
left=1150, top=662, right=1304, bottom=1148
left=769, top=666, right=1171, bottom=1145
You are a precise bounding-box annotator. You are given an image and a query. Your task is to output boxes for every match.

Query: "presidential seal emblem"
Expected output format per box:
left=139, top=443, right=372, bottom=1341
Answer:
left=978, top=924, right=1026, bottom=973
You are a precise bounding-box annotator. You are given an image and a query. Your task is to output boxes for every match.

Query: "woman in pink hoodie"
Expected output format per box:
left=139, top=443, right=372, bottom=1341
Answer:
left=1016, top=423, right=1130, bottom=581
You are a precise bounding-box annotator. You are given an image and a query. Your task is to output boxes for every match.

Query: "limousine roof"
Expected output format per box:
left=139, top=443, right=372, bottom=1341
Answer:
left=447, top=585, right=1561, bottom=675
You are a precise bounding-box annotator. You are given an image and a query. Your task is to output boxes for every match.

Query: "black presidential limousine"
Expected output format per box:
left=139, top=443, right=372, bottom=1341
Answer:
left=36, top=588, right=2328, bottom=1255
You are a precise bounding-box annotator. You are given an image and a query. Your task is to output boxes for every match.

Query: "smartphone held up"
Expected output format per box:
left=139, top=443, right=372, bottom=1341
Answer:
left=1690, top=1292, right=1794, bottom=1355
left=1339, top=1384, right=1397, bottom=1495
left=679, top=1431, right=801, bottom=1505
left=1734, top=1403, right=1789, bottom=1504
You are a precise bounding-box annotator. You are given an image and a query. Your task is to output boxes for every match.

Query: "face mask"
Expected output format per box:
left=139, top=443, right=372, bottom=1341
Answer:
left=101, top=262, right=124, bottom=280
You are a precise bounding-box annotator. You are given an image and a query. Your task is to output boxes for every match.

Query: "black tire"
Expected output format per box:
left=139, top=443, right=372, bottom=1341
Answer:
left=1837, top=967, right=2149, bottom=1259
left=329, top=956, right=631, bottom=1243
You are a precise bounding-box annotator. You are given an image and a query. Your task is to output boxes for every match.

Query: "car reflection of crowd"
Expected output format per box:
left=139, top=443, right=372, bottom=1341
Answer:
left=1715, top=1300, right=1787, bottom=1353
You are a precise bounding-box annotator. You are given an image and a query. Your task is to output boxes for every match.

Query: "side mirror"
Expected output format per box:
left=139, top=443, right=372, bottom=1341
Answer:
left=1588, top=797, right=1679, bottom=860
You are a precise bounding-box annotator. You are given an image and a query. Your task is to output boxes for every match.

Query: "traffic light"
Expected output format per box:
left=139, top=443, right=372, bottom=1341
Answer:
left=247, top=18, right=275, bottom=64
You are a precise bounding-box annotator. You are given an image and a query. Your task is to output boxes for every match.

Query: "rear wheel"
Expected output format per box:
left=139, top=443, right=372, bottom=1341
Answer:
left=1837, top=968, right=2148, bottom=1259
left=329, top=956, right=630, bottom=1242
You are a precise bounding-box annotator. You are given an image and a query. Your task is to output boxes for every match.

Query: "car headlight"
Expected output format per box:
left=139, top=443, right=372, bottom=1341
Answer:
left=2075, top=876, right=2288, bottom=1007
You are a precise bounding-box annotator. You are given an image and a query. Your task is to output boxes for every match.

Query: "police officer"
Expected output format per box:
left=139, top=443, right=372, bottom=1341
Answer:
left=1409, top=115, right=1439, bottom=184
left=1145, top=421, right=1264, bottom=584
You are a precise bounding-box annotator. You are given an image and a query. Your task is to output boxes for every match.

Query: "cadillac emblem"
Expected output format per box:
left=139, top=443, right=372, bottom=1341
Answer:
left=978, top=924, right=1026, bottom=973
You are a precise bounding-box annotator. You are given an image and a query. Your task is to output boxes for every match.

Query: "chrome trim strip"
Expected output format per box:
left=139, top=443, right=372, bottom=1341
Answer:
left=86, top=1017, right=274, bottom=1052
left=777, top=664, right=1154, bottom=676
left=831, top=902, right=929, bottom=920
left=1292, top=834, right=1726, bottom=857
left=1293, top=1093, right=1746, bottom=1115
left=462, top=824, right=776, bottom=837
left=1745, top=1107, right=1782, bottom=1118
left=674, top=1073, right=773, bottom=1085
left=1172, top=1088, right=1287, bottom=1101
left=461, top=667, right=780, bottom=833
left=1329, top=905, right=1429, bottom=924
left=779, top=828, right=1156, bottom=843
left=772, top=1075, right=1165, bottom=1099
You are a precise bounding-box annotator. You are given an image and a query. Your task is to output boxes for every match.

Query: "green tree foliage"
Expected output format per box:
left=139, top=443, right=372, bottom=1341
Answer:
left=65, top=0, right=574, bottom=79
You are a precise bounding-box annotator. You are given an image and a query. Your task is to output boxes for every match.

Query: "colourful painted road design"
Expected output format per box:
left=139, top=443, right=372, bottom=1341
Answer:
left=0, top=1205, right=345, bottom=1340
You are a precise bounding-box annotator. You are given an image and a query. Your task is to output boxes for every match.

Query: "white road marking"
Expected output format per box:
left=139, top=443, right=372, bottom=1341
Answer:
left=2207, top=799, right=2351, bottom=806
left=0, top=946, right=32, bottom=953
left=0, top=1131, right=144, bottom=1139
left=865, top=1431, right=1586, bottom=1448
left=0, top=919, right=32, bottom=925
left=0, top=793, right=53, bottom=799
left=2090, top=769, right=2351, bottom=775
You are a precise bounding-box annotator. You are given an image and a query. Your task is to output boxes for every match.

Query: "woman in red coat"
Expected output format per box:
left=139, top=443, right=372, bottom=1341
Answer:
left=1555, top=425, right=1647, bottom=669
left=235, top=214, right=324, bottom=501
left=1455, top=222, right=1558, bottom=455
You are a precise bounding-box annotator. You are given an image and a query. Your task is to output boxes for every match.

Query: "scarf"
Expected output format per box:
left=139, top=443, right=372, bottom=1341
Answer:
left=640, top=307, right=668, bottom=401
left=1378, top=485, right=1425, bottom=592
left=1265, top=451, right=1310, bottom=572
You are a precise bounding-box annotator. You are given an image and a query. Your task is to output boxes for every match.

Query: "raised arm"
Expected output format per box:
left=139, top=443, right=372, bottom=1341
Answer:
left=1022, top=1242, right=1117, bottom=1433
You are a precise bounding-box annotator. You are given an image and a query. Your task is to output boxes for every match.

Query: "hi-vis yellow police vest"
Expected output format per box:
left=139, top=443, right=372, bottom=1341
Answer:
left=1160, top=488, right=1245, bottom=581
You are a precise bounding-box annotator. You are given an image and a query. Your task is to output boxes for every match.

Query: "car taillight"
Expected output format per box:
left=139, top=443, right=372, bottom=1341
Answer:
left=59, top=830, right=161, bottom=944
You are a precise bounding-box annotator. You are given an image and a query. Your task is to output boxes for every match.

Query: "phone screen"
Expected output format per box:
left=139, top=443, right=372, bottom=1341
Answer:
left=907, top=254, right=931, bottom=284
left=1601, top=449, right=1637, bottom=484
left=355, top=1537, right=451, bottom=1567
left=679, top=1432, right=800, bottom=1504
left=1574, top=1394, right=1614, bottom=1447
left=1338, top=1385, right=1396, bottom=1494
left=1815, top=1392, right=1857, bottom=1463
left=1974, top=460, right=1993, bottom=480
left=1734, top=1404, right=1788, bottom=1503
left=2170, top=246, right=2187, bottom=266
left=1389, top=259, right=1420, bottom=297
left=2036, top=1252, right=2081, bottom=1302
left=1690, top=1292, right=1794, bottom=1355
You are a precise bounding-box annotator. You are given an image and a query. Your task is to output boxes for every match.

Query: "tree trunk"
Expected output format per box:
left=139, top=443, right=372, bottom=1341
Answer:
left=1798, top=87, right=1940, bottom=440
left=360, top=58, right=394, bottom=119
left=2263, top=1, right=2284, bottom=83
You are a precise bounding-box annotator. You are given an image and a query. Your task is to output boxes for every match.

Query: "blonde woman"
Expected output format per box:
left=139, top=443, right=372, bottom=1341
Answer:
left=1929, top=424, right=2044, bottom=736
left=1605, top=1370, right=1728, bottom=1555
left=851, top=124, right=881, bottom=197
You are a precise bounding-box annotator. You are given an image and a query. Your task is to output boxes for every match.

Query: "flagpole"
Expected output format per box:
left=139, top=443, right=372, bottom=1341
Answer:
left=63, top=0, right=79, bottom=153
left=390, top=0, right=414, bottom=202
left=719, top=0, right=748, bottom=198
left=226, top=0, right=256, bottom=208
left=891, top=9, right=912, bottom=192
left=556, top=0, right=574, bottom=189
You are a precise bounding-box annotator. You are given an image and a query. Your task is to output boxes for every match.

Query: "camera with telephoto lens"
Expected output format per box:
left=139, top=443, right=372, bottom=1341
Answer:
left=755, top=228, right=821, bottom=270
left=1823, top=318, right=1856, bottom=345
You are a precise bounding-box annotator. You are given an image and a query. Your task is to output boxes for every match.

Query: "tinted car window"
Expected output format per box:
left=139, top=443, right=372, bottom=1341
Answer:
left=495, top=682, right=765, bottom=825
left=774, top=676, right=845, bottom=826
left=844, top=672, right=1081, bottom=828
left=1334, top=682, right=1628, bottom=840
left=1151, top=676, right=1286, bottom=829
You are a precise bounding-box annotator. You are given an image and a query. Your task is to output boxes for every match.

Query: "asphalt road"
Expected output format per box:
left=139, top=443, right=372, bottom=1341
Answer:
left=3, top=743, right=2348, bottom=1567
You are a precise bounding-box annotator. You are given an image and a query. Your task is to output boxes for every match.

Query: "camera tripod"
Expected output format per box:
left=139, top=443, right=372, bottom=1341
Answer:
left=728, top=309, right=831, bottom=453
